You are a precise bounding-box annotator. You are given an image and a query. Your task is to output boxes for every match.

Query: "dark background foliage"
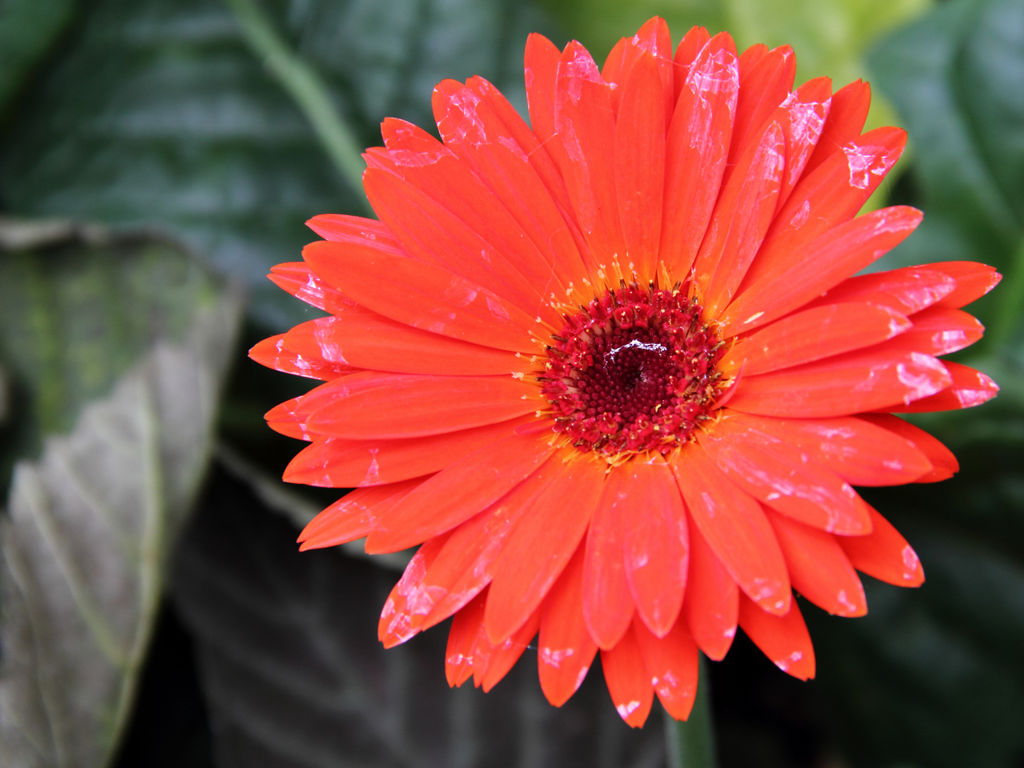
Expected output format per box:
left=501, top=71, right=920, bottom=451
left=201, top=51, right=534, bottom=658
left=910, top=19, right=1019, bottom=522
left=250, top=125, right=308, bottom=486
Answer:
left=1, top=0, right=1022, bottom=766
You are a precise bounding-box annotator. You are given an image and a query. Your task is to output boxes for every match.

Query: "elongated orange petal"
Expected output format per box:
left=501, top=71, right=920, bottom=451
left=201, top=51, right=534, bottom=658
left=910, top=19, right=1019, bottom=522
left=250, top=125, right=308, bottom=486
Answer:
left=727, top=347, right=951, bottom=418
left=699, top=411, right=867, bottom=534
left=889, top=307, right=985, bottom=356
left=767, top=510, right=866, bottom=617
left=304, top=239, right=538, bottom=352
left=554, top=42, right=626, bottom=263
left=600, top=625, right=654, bottom=727
left=723, top=204, right=921, bottom=336
left=621, top=462, right=688, bottom=638
left=839, top=500, right=924, bottom=587
left=249, top=332, right=355, bottom=381
left=672, top=447, right=791, bottom=615
left=809, top=265, right=955, bottom=317
left=731, top=44, right=795, bottom=159
left=303, top=372, right=536, bottom=440
left=267, top=261, right=352, bottom=315
left=739, top=596, right=816, bottom=680
left=614, top=50, right=667, bottom=279
left=728, top=412, right=933, bottom=487
left=722, top=302, right=911, bottom=376
left=485, top=456, right=606, bottom=644
left=298, top=479, right=420, bottom=550
left=538, top=545, right=598, bottom=706
left=803, top=79, right=871, bottom=177
left=682, top=523, right=738, bottom=660
left=367, top=430, right=555, bottom=552
left=863, top=414, right=958, bottom=482
left=283, top=418, right=528, bottom=489
left=891, top=361, right=998, bottom=413
left=634, top=618, right=700, bottom=721
left=929, top=261, right=1002, bottom=308
left=263, top=313, right=516, bottom=377
left=660, top=33, right=739, bottom=277
left=583, top=470, right=636, bottom=649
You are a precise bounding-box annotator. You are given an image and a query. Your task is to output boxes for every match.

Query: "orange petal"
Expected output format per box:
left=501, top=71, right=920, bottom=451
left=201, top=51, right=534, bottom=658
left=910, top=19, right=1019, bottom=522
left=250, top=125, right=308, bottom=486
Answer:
left=378, top=534, right=450, bottom=646
left=583, top=470, right=635, bottom=649
left=775, top=77, right=833, bottom=205
left=803, top=79, right=871, bottom=177
left=538, top=544, right=599, bottom=706
left=553, top=42, right=626, bottom=262
left=302, top=371, right=537, bottom=440
left=730, top=412, right=933, bottom=487
left=727, top=347, right=951, bottom=418
left=380, top=461, right=562, bottom=646
left=890, top=307, right=985, bottom=356
left=249, top=332, right=355, bottom=381
left=738, top=595, right=816, bottom=680
left=297, top=479, right=420, bottom=550
left=672, top=447, right=791, bottom=615
left=614, top=49, right=667, bottom=279
left=694, top=118, right=785, bottom=316
left=634, top=619, right=700, bottom=721
left=682, top=522, right=738, bottom=660
left=267, top=261, right=352, bottom=315
left=723, top=204, right=922, bottom=336
left=445, top=592, right=487, bottom=687
left=863, top=414, right=958, bottom=482
left=432, top=77, right=588, bottom=287
left=891, top=361, right=998, bottom=413
left=283, top=418, right=528, bottom=489
left=661, top=33, right=739, bottom=278
left=484, top=456, right=606, bottom=644
left=731, top=44, right=795, bottom=159
left=524, top=33, right=561, bottom=150
left=362, top=163, right=553, bottom=320
left=809, top=264, right=955, bottom=317
left=303, top=239, right=537, bottom=352
left=722, top=302, right=911, bottom=376
left=838, top=500, right=924, bottom=587
left=699, top=412, right=868, bottom=534
left=366, top=429, right=555, bottom=552
left=621, top=462, right=688, bottom=638
left=601, top=625, right=654, bottom=727
left=767, top=509, right=867, bottom=617
left=929, top=261, right=1002, bottom=309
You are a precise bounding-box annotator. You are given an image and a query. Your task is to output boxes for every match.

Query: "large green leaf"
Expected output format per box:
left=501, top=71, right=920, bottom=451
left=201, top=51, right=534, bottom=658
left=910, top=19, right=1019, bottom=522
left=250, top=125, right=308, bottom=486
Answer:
left=0, top=231, right=242, bottom=768
left=869, top=0, right=1024, bottom=341
left=0, top=0, right=555, bottom=330
left=171, top=471, right=668, bottom=768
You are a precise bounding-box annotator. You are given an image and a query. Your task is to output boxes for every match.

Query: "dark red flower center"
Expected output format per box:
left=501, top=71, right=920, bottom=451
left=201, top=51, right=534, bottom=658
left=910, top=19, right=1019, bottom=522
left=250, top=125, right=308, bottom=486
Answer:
left=541, top=283, right=724, bottom=461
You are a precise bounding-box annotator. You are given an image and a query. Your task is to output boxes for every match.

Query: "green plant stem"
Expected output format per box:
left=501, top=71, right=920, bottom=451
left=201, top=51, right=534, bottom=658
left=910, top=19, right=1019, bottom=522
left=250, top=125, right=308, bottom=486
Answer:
left=224, top=0, right=369, bottom=207
left=665, top=658, right=717, bottom=768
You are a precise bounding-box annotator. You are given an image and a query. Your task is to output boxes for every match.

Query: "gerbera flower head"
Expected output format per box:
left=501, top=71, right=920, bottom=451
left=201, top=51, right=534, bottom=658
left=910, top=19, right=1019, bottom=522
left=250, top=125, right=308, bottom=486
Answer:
left=250, top=18, right=999, bottom=727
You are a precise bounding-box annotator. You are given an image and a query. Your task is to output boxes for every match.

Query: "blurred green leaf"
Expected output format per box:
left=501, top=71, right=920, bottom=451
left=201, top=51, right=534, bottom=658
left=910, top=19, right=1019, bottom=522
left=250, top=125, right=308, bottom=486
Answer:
left=172, top=471, right=668, bottom=768
left=869, top=0, right=1024, bottom=342
left=0, top=237, right=241, bottom=767
left=0, top=220, right=228, bottom=486
left=0, top=0, right=555, bottom=330
left=0, top=0, right=75, bottom=115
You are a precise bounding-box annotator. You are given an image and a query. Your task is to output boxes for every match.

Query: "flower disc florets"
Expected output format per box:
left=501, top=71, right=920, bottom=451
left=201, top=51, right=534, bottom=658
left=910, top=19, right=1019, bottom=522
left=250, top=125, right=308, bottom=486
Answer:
left=542, top=282, right=724, bottom=460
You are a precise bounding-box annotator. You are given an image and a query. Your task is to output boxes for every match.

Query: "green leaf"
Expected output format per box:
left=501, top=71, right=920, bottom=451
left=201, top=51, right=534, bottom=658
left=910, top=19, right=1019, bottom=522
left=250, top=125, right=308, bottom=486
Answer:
left=0, top=232, right=242, bottom=768
left=172, top=472, right=669, bottom=768
left=0, top=0, right=556, bottom=330
left=0, top=219, right=228, bottom=485
left=868, top=0, right=1024, bottom=339
left=0, top=0, right=75, bottom=115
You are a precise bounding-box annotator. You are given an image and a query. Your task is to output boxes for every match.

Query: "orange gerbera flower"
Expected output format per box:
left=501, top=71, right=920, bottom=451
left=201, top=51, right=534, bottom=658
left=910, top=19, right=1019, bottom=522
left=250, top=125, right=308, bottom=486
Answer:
left=250, top=18, right=999, bottom=727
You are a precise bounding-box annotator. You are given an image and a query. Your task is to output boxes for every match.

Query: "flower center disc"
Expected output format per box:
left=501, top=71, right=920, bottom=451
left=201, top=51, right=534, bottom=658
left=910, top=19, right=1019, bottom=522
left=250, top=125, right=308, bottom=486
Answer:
left=541, top=283, right=724, bottom=461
